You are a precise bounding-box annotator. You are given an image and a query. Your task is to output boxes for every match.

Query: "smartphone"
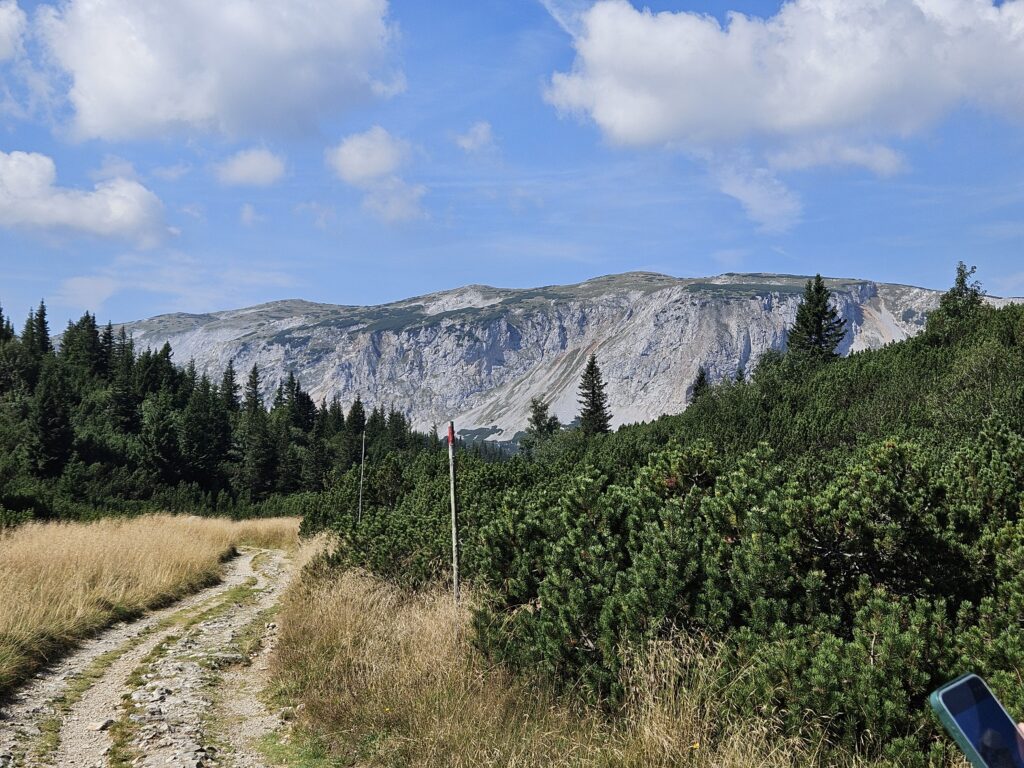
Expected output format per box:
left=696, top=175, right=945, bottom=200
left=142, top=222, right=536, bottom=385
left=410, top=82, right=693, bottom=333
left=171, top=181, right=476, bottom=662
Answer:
left=931, top=673, right=1024, bottom=768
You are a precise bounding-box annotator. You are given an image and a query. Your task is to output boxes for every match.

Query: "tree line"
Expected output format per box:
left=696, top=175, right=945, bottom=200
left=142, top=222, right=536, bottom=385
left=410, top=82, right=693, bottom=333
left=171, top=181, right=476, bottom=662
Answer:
left=0, top=303, right=436, bottom=523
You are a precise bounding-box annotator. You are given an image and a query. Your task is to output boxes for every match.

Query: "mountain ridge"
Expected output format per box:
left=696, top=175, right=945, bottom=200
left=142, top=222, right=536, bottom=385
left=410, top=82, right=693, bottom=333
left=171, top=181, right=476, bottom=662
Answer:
left=119, top=271, right=1017, bottom=439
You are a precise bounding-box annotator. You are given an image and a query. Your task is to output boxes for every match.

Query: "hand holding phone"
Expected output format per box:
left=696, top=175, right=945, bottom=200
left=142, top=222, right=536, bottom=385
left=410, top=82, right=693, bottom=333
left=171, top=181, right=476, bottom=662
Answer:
left=931, top=674, right=1024, bottom=768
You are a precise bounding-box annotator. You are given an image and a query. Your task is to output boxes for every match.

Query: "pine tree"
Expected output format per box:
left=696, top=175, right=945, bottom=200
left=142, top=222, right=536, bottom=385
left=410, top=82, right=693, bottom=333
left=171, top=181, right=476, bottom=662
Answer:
left=240, top=365, right=275, bottom=499
left=141, top=391, right=181, bottom=484
left=179, top=375, right=219, bottom=486
left=33, top=300, right=52, bottom=357
left=347, top=395, right=366, bottom=435
left=345, top=395, right=367, bottom=468
left=691, top=366, right=710, bottom=402
left=528, top=397, right=560, bottom=437
left=735, top=363, right=745, bottom=383
left=326, top=395, right=346, bottom=436
left=244, top=364, right=263, bottom=415
left=110, top=327, right=139, bottom=432
left=99, top=322, right=114, bottom=378
left=577, top=354, right=611, bottom=436
left=220, top=359, right=240, bottom=413
left=938, top=261, right=985, bottom=321
left=787, top=274, right=847, bottom=360
left=0, top=301, right=13, bottom=343
left=29, top=358, right=73, bottom=477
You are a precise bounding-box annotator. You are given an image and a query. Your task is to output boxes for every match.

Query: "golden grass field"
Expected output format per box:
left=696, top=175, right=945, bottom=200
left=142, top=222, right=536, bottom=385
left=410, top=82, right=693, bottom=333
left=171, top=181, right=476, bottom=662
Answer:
left=271, top=565, right=838, bottom=768
left=0, top=514, right=299, bottom=695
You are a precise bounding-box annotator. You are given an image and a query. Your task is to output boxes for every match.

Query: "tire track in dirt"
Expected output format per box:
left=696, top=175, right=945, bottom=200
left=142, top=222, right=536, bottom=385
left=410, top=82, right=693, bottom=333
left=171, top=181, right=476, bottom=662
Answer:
left=111, top=550, right=293, bottom=768
left=0, top=548, right=288, bottom=768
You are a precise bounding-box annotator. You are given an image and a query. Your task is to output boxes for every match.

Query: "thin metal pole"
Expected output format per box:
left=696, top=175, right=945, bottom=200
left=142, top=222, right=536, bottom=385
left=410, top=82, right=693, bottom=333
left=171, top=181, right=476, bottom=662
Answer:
left=448, top=421, right=459, bottom=603
left=357, top=430, right=366, bottom=525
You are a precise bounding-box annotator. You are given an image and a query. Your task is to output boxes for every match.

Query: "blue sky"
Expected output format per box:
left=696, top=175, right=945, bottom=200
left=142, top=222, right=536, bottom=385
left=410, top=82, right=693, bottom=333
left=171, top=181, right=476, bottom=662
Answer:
left=1, top=0, right=1023, bottom=327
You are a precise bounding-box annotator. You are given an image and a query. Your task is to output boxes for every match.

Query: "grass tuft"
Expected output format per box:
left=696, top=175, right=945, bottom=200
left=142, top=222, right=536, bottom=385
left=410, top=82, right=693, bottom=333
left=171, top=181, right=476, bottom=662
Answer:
left=269, top=566, right=832, bottom=768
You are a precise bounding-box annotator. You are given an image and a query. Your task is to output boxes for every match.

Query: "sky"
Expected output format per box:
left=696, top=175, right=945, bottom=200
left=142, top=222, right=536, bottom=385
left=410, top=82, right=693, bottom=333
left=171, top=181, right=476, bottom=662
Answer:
left=1, top=0, right=1023, bottom=328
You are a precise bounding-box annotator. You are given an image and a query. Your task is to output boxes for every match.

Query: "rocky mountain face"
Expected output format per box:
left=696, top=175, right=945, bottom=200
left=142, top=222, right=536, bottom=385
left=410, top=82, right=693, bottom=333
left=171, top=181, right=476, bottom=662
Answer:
left=121, top=272, right=970, bottom=440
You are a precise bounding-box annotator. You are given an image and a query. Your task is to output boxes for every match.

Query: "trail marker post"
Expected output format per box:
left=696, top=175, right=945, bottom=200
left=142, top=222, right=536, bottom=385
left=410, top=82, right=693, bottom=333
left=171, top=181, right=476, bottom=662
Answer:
left=448, top=421, right=460, bottom=603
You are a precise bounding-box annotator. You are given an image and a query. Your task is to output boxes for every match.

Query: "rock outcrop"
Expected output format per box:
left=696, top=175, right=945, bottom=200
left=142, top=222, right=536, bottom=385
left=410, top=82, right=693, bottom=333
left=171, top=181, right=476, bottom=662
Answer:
left=120, top=272, right=980, bottom=440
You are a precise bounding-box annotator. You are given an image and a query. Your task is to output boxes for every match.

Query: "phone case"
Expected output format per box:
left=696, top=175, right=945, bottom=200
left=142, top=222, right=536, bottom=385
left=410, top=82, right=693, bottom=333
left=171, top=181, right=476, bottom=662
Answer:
left=930, top=673, right=1012, bottom=768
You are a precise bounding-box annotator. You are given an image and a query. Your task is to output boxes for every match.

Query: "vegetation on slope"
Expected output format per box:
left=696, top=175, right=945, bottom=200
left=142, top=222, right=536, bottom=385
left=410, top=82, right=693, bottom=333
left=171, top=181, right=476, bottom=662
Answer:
left=0, top=301, right=441, bottom=523
left=270, top=566, right=815, bottom=768
left=299, top=265, right=1024, bottom=765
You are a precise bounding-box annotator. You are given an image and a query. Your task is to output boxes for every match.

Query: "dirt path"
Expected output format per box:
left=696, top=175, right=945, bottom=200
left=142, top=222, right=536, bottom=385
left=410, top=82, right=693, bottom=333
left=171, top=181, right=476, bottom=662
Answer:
left=0, top=548, right=296, bottom=768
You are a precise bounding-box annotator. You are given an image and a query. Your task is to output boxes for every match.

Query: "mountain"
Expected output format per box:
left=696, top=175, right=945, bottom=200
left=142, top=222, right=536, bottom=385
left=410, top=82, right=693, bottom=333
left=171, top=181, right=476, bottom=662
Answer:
left=120, top=272, right=1007, bottom=441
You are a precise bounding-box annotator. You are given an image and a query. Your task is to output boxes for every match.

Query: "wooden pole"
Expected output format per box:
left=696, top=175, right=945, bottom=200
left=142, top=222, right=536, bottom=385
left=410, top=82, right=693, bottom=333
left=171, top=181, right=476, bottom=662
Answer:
left=357, top=430, right=366, bottom=525
left=448, top=421, right=460, bottom=603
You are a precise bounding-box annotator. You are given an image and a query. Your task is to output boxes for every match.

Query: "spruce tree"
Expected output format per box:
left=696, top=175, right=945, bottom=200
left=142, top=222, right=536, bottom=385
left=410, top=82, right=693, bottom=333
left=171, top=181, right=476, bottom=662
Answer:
left=244, top=364, right=263, bottom=415
left=33, top=300, right=52, bottom=357
left=691, top=365, right=710, bottom=403
left=528, top=397, right=560, bottom=437
left=110, top=328, right=139, bottom=432
left=29, top=358, right=73, bottom=477
left=577, top=354, right=611, bottom=436
left=787, top=274, right=847, bottom=360
left=0, top=301, right=13, bottom=343
left=220, top=359, right=240, bottom=413
left=99, top=322, right=114, bottom=378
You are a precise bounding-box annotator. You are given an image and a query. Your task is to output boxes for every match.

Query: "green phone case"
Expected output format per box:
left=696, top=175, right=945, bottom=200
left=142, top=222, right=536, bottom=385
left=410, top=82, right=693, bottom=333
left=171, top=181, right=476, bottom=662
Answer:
left=930, top=673, right=1013, bottom=768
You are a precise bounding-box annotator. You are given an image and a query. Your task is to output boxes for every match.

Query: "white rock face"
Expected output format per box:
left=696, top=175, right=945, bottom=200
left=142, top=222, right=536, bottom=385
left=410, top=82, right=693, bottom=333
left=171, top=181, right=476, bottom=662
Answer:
left=120, top=272, right=973, bottom=440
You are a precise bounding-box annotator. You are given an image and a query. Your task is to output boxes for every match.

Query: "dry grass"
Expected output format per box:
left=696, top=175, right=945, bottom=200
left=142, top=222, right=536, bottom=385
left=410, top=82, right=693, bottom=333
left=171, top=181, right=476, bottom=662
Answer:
left=0, top=514, right=299, bottom=695
left=271, top=565, right=830, bottom=768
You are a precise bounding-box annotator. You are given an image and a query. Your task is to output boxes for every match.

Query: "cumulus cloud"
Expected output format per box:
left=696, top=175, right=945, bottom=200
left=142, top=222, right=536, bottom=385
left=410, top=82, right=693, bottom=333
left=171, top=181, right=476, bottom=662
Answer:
left=36, top=0, right=401, bottom=140
left=455, top=121, right=495, bottom=153
left=0, top=150, right=165, bottom=246
left=548, top=0, right=1024, bottom=149
left=715, top=165, right=802, bottom=234
left=544, top=0, right=1024, bottom=228
left=326, top=126, right=426, bottom=222
left=326, top=125, right=407, bottom=185
left=215, top=148, right=286, bottom=187
left=0, top=0, right=26, bottom=61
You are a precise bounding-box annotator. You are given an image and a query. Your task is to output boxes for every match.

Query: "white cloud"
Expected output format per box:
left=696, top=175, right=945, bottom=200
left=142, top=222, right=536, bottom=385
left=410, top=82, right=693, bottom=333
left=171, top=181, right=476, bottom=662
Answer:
left=767, top=140, right=908, bottom=176
left=545, top=0, right=1024, bottom=228
left=0, top=150, right=166, bottom=245
left=240, top=202, right=261, bottom=226
left=0, top=0, right=26, bottom=61
left=326, top=126, right=426, bottom=222
left=538, top=0, right=593, bottom=37
left=55, top=253, right=296, bottom=313
left=455, top=121, right=495, bottom=153
left=180, top=203, right=204, bottom=220
left=548, top=0, right=1024, bottom=150
left=36, top=0, right=400, bottom=140
left=90, top=155, right=138, bottom=182
left=326, top=126, right=407, bottom=185
left=152, top=163, right=191, bottom=182
left=715, top=165, right=802, bottom=234
left=362, top=178, right=426, bottom=223
left=215, top=148, right=286, bottom=187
